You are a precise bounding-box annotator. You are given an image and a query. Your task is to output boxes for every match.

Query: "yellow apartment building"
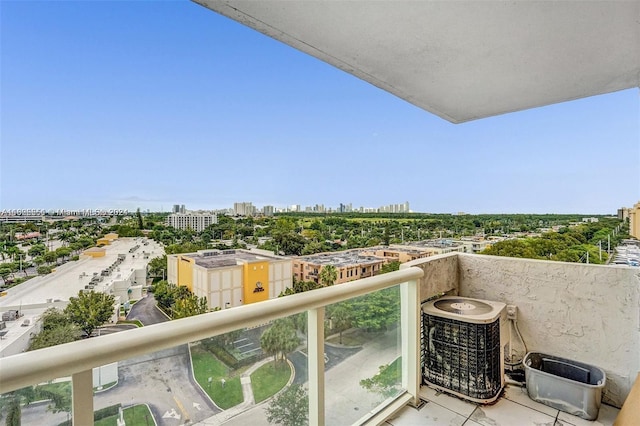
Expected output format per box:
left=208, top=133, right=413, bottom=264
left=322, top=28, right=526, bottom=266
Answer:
left=166, top=248, right=292, bottom=310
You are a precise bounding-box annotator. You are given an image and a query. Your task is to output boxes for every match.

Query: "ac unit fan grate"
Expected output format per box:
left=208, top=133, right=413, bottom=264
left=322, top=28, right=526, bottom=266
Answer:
left=422, top=314, right=502, bottom=401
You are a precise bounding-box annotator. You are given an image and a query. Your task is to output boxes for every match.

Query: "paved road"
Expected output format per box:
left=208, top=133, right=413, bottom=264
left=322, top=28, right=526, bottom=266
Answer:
left=289, top=343, right=362, bottom=385
left=20, top=293, right=219, bottom=426
left=126, top=293, right=170, bottom=325
left=95, top=345, right=219, bottom=425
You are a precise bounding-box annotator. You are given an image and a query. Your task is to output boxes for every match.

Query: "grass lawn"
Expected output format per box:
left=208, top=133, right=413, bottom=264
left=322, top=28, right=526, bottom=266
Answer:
left=118, top=319, right=143, bottom=327
left=191, top=345, right=243, bottom=409
left=250, top=361, right=292, bottom=403
left=94, top=405, right=152, bottom=426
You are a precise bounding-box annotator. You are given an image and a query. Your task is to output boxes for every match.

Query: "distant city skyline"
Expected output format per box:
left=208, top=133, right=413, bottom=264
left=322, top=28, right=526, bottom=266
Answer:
left=1, top=1, right=638, bottom=215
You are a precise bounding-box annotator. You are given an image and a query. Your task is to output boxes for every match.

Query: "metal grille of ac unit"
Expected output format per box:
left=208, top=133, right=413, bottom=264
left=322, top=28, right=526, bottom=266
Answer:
left=422, top=313, right=502, bottom=402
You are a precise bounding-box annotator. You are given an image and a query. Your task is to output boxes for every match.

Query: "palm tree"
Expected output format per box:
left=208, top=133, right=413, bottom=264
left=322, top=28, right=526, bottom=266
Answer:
left=319, top=265, right=338, bottom=287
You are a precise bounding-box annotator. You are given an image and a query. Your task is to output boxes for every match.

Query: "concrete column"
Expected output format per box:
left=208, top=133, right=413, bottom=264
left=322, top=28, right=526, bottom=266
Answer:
left=72, top=369, right=93, bottom=426
left=308, top=307, right=325, bottom=426
left=401, top=279, right=421, bottom=406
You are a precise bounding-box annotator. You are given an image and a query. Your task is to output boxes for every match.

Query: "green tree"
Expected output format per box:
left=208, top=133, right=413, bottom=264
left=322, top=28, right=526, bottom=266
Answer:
left=172, top=294, right=208, bottom=319
left=382, top=223, right=391, bottom=245
left=360, top=358, right=402, bottom=398
left=4, top=393, right=21, bottom=426
left=0, top=265, right=12, bottom=283
left=38, top=383, right=71, bottom=416
left=136, top=207, right=144, bottom=229
left=380, top=260, right=401, bottom=274
left=327, top=303, right=351, bottom=344
left=29, top=323, right=81, bottom=350
left=43, top=251, right=58, bottom=265
left=55, top=246, right=72, bottom=261
left=270, top=232, right=307, bottom=256
left=37, top=265, right=53, bottom=275
left=318, top=265, right=337, bottom=287
left=64, top=291, right=115, bottom=337
left=301, top=240, right=329, bottom=255
left=265, top=384, right=308, bottom=426
left=152, top=280, right=175, bottom=312
left=28, top=243, right=46, bottom=257
left=348, top=287, right=399, bottom=331
left=280, top=280, right=323, bottom=296
left=260, top=318, right=299, bottom=366
left=41, top=308, right=72, bottom=331
left=482, top=239, right=538, bottom=259
left=148, top=255, right=167, bottom=278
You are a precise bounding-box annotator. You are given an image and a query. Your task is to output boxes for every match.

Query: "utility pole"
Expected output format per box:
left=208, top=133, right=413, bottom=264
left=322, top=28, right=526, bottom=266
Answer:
left=599, top=241, right=602, bottom=261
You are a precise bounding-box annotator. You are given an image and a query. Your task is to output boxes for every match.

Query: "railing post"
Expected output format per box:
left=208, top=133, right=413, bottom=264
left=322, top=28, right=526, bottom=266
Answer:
left=72, top=369, right=93, bottom=426
left=401, top=279, right=421, bottom=407
left=308, top=307, right=325, bottom=426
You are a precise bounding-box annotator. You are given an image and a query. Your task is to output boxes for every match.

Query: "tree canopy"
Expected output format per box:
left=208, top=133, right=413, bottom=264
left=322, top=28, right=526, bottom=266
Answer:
left=265, top=384, right=308, bottom=426
left=260, top=318, right=299, bottom=365
left=152, top=280, right=209, bottom=319
left=29, top=308, right=81, bottom=350
left=319, top=264, right=337, bottom=287
left=64, top=291, right=115, bottom=337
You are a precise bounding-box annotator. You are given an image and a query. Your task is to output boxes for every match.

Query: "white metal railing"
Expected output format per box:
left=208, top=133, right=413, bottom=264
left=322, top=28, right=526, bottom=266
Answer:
left=0, top=266, right=424, bottom=425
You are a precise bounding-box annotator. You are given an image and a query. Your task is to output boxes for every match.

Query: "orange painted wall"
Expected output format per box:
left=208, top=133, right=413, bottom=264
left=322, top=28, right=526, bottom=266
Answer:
left=243, top=261, right=270, bottom=304
left=177, top=256, right=194, bottom=291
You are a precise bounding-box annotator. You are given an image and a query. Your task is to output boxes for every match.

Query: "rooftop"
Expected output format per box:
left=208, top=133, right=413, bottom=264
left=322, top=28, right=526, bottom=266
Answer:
left=401, top=239, right=466, bottom=249
left=178, top=249, right=284, bottom=269
left=0, top=237, right=162, bottom=356
left=295, top=250, right=383, bottom=267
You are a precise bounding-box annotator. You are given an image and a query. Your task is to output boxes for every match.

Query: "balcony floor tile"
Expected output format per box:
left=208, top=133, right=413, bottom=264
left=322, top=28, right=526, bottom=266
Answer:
left=388, top=386, right=620, bottom=426
left=556, top=404, right=619, bottom=426
left=503, top=384, right=559, bottom=417
left=419, top=385, right=477, bottom=417
left=385, top=401, right=467, bottom=425
left=469, top=398, right=556, bottom=426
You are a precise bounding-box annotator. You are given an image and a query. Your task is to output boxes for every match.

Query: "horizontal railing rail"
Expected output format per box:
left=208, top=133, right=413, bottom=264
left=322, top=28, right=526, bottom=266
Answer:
left=0, top=266, right=423, bottom=395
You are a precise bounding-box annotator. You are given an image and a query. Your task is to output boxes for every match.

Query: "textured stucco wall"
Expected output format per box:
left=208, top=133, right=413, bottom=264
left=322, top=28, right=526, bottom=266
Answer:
left=458, top=253, right=640, bottom=407
left=402, top=253, right=459, bottom=303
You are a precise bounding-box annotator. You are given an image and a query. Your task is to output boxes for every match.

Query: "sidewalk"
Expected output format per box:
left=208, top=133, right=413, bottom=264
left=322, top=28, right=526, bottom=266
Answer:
left=197, top=328, right=400, bottom=426
left=195, top=357, right=276, bottom=425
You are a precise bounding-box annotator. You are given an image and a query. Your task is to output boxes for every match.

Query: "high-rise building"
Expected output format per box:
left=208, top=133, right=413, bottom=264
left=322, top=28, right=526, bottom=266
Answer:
left=263, top=205, right=274, bottom=216
left=234, top=202, right=255, bottom=216
left=172, top=204, right=180, bottom=213
left=618, top=208, right=630, bottom=221
left=166, top=212, right=217, bottom=232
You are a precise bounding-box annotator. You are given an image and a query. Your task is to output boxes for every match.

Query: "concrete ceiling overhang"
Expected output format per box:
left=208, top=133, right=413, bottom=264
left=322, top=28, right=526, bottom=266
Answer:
left=194, top=1, right=640, bottom=123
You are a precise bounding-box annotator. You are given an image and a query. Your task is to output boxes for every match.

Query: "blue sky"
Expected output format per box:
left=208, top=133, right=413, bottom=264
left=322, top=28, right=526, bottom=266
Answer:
left=1, top=1, right=638, bottom=214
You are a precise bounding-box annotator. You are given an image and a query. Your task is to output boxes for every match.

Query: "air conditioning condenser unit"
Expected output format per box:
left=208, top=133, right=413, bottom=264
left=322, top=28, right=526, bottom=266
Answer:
left=422, top=296, right=507, bottom=403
